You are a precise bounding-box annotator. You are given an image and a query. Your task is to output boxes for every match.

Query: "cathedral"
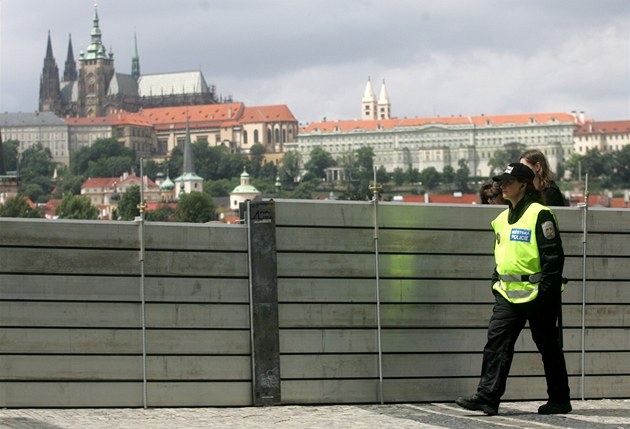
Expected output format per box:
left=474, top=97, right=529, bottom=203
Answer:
left=39, top=6, right=229, bottom=118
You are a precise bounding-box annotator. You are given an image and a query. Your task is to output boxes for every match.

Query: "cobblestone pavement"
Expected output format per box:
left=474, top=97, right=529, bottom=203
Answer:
left=0, top=400, right=628, bottom=428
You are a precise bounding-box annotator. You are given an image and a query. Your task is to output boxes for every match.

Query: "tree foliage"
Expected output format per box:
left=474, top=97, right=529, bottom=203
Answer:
left=145, top=205, right=176, bottom=222
left=174, top=192, right=215, bottom=223
left=0, top=196, right=43, bottom=218
left=71, top=138, right=135, bottom=177
left=279, top=150, right=302, bottom=187
left=117, top=185, right=141, bottom=220
left=18, top=143, right=57, bottom=203
left=2, top=139, right=19, bottom=171
left=339, top=146, right=375, bottom=200
left=55, top=194, right=99, bottom=219
left=305, top=146, right=336, bottom=179
left=420, top=167, right=441, bottom=190
left=455, top=159, right=471, bottom=192
left=487, top=142, right=527, bottom=175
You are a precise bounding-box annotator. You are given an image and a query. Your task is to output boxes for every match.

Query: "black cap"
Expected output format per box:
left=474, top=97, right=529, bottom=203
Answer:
left=492, top=162, right=535, bottom=183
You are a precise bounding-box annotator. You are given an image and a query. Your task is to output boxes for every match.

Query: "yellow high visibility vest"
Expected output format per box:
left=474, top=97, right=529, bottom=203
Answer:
left=491, top=202, right=553, bottom=304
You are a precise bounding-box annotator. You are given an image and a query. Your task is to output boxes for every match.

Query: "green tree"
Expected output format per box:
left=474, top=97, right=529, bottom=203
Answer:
left=70, top=138, right=135, bottom=176
left=0, top=196, right=43, bottom=218
left=279, top=150, right=302, bottom=187
left=455, top=158, right=471, bottom=192
left=305, top=146, right=336, bottom=179
left=20, top=183, right=47, bottom=203
left=18, top=143, right=57, bottom=203
left=376, top=165, right=389, bottom=185
left=204, top=179, right=234, bottom=197
left=2, top=139, right=19, bottom=171
left=611, top=145, right=630, bottom=185
left=142, top=159, right=161, bottom=181
left=392, top=167, right=405, bottom=186
left=174, top=192, right=215, bottom=223
left=86, top=156, right=134, bottom=178
left=55, top=194, right=99, bottom=219
left=164, top=146, right=184, bottom=179
left=260, top=160, right=278, bottom=181
left=52, top=170, right=86, bottom=198
left=117, top=185, right=141, bottom=220
left=145, top=205, right=176, bottom=222
left=442, top=165, right=456, bottom=188
left=291, top=180, right=317, bottom=200
left=339, top=147, right=375, bottom=200
left=487, top=142, right=526, bottom=175
left=247, top=143, right=266, bottom=178
left=420, top=167, right=441, bottom=190
left=405, top=167, right=421, bottom=184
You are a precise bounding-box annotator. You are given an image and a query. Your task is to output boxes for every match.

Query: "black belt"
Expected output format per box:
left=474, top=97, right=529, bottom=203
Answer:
left=499, top=272, right=542, bottom=283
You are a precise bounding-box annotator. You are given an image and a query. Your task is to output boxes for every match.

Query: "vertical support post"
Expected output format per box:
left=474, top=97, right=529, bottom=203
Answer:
left=579, top=174, right=589, bottom=401
left=370, top=167, right=384, bottom=404
left=241, top=200, right=281, bottom=405
left=137, top=158, right=148, bottom=408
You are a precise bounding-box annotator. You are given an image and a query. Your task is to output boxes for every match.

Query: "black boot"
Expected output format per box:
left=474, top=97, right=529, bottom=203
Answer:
left=455, top=394, right=499, bottom=416
left=538, top=401, right=572, bottom=414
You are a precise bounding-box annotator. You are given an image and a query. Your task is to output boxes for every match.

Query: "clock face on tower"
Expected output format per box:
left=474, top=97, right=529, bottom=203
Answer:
left=87, top=75, right=96, bottom=94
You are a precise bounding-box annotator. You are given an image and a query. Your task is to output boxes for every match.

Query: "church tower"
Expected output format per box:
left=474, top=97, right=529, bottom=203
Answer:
left=78, top=5, right=115, bottom=117
left=361, top=77, right=377, bottom=120
left=39, top=31, right=61, bottom=114
left=63, top=34, right=77, bottom=82
left=377, top=79, right=391, bottom=120
left=131, top=31, right=140, bottom=81
left=174, top=118, right=204, bottom=198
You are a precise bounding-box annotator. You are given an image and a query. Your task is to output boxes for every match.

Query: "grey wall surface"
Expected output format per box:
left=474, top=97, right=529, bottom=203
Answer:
left=0, top=201, right=628, bottom=407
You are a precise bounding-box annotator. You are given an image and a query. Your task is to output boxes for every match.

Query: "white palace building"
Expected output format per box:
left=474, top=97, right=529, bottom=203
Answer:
left=288, top=79, right=583, bottom=178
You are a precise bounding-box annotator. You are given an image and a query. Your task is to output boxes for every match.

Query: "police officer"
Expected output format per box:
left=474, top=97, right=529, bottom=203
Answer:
left=455, top=162, right=571, bottom=416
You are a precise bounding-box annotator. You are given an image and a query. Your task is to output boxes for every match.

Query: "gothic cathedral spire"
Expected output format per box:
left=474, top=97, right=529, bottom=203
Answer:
left=63, top=34, right=77, bottom=82
left=39, top=31, right=61, bottom=113
left=131, top=31, right=140, bottom=81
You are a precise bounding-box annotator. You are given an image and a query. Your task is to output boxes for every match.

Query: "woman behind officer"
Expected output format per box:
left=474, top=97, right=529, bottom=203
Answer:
left=520, top=149, right=567, bottom=206
left=455, top=162, right=571, bottom=416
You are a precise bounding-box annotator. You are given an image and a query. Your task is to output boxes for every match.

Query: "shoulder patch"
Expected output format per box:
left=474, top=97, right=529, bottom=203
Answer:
left=541, top=220, right=556, bottom=240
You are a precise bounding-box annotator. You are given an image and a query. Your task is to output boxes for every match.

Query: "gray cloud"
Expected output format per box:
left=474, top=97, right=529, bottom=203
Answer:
left=1, top=0, right=628, bottom=123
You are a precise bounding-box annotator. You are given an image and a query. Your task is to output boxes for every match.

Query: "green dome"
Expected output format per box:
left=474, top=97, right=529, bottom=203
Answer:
left=160, top=177, right=175, bottom=191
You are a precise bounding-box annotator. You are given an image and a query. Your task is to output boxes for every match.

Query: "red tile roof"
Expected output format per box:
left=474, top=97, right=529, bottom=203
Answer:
left=240, top=105, right=297, bottom=123
left=140, top=103, right=245, bottom=126
left=575, top=120, right=630, bottom=135
left=82, top=177, right=117, bottom=189
left=64, top=103, right=297, bottom=131
left=65, top=112, right=153, bottom=127
left=302, top=112, right=578, bottom=133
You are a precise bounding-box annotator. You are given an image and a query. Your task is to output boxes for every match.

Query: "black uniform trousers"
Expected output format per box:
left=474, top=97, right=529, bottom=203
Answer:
left=476, top=288, right=570, bottom=406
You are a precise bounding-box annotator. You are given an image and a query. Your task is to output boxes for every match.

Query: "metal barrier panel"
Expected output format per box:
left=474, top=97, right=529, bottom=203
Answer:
left=1, top=202, right=629, bottom=407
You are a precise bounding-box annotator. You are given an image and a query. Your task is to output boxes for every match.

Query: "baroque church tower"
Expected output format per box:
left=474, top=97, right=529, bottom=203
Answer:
left=361, top=78, right=377, bottom=120
left=361, top=77, right=390, bottom=120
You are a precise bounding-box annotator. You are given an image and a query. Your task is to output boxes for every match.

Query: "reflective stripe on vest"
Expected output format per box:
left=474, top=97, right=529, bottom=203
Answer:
left=491, top=203, right=554, bottom=304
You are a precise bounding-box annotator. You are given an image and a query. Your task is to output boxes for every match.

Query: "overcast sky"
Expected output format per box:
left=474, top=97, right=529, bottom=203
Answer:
left=1, top=0, right=628, bottom=124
